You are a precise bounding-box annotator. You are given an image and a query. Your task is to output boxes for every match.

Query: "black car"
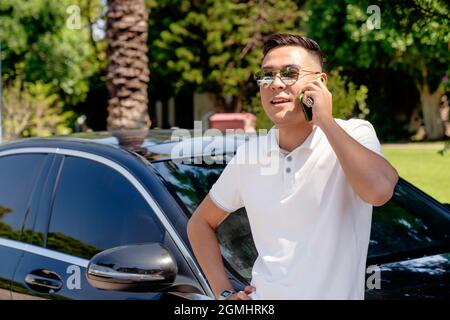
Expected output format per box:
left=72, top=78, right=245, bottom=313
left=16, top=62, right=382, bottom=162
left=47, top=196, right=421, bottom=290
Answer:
left=0, top=130, right=449, bottom=300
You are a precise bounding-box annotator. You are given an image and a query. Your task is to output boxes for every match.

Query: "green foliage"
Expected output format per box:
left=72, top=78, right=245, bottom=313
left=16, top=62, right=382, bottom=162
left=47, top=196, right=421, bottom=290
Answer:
left=0, top=0, right=66, bottom=75
left=2, top=77, right=74, bottom=140
left=20, top=229, right=45, bottom=247
left=2, top=0, right=446, bottom=139
left=47, top=232, right=99, bottom=260
left=0, top=206, right=12, bottom=220
left=148, top=0, right=372, bottom=125
left=148, top=0, right=303, bottom=111
left=0, top=0, right=105, bottom=134
left=23, top=26, right=95, bottom=105
left=203, top=0, right=302, bottom=100
left=0, top=221, right=97, bottom=260
left=0, top=222, right=21, bottom=242
left=305, top=0, right=449, bottom=80
left=327, top=67, right=369, bottom=119
left=304, top=0, right=449, bottom=140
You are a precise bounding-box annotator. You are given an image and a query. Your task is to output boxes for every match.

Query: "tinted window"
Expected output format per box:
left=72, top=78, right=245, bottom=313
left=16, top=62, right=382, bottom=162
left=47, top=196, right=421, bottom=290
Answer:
left=369, top=185, right=450, bottom=259
left=0, top=154, right=46, bottom=241
left=153, top=161, right=256, bottom=281
left=47, top=156, right=165, bottom=259
left=152, top=160, right=225, bottom=214
left=155, top=160, right=450, bottom=281
left=215, top=208, right=257, bottom=281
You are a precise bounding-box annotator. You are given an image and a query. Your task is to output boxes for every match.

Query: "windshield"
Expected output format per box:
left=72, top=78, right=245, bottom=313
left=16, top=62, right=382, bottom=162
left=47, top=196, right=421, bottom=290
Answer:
left=152, top=160, right=450, bottom=282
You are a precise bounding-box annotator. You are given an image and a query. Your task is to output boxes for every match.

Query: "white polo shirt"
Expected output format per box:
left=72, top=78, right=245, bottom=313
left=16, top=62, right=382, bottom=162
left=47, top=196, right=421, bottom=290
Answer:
left=209, top=118, right=383, bottom=300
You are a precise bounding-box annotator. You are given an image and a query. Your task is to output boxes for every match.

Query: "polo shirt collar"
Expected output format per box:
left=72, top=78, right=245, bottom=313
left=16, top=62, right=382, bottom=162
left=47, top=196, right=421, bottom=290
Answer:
left=266, top=125, right=322, bottom=155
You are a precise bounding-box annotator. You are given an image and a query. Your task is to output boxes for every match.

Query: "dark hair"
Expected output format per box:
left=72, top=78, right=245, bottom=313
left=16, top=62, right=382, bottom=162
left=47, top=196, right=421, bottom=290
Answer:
left=263, top=33, right=323, bottom=67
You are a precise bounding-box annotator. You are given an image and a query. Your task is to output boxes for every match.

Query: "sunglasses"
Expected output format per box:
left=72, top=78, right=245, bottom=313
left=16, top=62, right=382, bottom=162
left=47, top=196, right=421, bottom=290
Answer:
left=254, top=66, right=321, bottom=87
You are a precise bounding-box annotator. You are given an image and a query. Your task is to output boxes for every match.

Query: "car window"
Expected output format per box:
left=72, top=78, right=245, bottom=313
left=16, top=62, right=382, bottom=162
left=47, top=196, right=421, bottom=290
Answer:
left=154, top=160, right=450, bottom=282
left=152, top=160, right=255, bottom=282
left=215, top=208, right=257, bottom=281
left=47, top=156, right=165, bottom=259
left=0, top=154, right=46, bottom=241
left=369, top=184, right=450, bottom=259
left=152, top=160, right=225, bottom=213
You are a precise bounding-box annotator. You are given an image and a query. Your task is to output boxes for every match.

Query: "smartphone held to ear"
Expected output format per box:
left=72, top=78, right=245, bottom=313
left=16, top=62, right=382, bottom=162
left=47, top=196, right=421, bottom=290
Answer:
left=298, top=76, right=325, bottom=122
left=298, top=93, right=313, bottom=122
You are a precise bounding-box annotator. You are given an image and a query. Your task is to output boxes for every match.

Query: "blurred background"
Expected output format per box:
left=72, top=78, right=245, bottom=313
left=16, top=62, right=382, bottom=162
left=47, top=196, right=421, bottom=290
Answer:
left=0, top=0, right=449, bottom=201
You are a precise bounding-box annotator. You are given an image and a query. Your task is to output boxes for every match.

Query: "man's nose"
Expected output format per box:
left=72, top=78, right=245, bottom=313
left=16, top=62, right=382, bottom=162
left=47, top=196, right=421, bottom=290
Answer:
left=270, top=74, right=286, bottom=90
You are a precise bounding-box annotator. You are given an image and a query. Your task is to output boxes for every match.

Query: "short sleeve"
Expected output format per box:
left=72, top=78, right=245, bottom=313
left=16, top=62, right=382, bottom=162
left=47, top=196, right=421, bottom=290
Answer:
left=209, top=153, right=244, bottom=213
left=345, top=119, right=383, bottom=157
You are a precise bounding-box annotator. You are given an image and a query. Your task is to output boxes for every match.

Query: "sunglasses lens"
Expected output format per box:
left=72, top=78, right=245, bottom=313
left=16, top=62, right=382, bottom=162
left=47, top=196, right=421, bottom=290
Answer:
left=255, top=67, right=300, bottom=86
left=280, top=67, right=299, bottom=85
left=255, top=71, right=274, bottom=86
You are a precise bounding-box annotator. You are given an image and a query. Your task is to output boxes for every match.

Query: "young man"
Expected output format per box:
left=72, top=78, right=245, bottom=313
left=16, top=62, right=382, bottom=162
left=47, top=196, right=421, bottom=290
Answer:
left=187, top=33, right=398, bottom=300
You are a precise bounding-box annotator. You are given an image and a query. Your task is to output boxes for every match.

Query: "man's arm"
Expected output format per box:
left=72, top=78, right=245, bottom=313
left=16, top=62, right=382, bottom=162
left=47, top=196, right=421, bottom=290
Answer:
left=303, top=78, right=399, bottom=206
left=187, top=195, right=252, bottom=300
left=320, top=117, right=398, bottom=206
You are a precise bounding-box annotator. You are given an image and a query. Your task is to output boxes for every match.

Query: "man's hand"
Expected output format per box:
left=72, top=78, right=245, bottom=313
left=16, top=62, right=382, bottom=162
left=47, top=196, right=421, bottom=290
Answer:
left=300, top=76, right=332, bottom=128
left=226, top=286, right=256, bottom=300
left=299, top=75, right=398, bottom=206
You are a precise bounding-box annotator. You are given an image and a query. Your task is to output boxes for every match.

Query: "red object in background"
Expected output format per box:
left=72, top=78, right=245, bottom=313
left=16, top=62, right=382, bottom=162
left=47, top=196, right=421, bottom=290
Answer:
left=209, top=113, right=256, bottom=132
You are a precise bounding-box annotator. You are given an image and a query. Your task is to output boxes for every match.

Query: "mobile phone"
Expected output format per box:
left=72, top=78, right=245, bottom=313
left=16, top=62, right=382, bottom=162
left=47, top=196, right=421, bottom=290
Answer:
left=298, top=93, right=312, bottom=122
left=298, top=76, right=325, bottom=122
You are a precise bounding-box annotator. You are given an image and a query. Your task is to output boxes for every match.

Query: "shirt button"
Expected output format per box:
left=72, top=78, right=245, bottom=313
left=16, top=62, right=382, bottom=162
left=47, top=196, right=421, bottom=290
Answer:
left=286, top=167, right=291, bottom=173
left=286, top=156, right=292, bottom=161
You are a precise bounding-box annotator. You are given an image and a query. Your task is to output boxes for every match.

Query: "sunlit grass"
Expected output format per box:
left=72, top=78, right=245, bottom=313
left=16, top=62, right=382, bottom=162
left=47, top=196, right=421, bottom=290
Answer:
left=382, top=147, right=450, bottom=204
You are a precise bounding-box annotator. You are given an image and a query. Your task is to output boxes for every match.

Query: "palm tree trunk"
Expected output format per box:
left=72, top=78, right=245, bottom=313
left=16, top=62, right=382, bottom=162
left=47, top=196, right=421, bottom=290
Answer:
left=106, top=0, right=150, bottom=131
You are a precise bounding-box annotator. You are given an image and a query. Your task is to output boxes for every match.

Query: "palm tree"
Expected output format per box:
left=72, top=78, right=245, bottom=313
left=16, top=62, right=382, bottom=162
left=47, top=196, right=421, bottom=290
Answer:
left=106, top=0, right=150, bottom=141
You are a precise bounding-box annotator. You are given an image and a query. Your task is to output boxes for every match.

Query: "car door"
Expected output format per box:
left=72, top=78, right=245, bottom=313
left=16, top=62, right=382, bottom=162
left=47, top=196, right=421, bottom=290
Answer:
left=365, top=178, right=450, bottom=299
left=12, top=153, right=201, bottom=300
left=0, top=152, right=51, bottom=300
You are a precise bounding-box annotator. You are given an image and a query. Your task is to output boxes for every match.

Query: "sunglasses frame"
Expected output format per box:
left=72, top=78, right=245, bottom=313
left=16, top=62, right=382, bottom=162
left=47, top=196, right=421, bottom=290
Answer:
left=254, top=66, right=321, bottom=87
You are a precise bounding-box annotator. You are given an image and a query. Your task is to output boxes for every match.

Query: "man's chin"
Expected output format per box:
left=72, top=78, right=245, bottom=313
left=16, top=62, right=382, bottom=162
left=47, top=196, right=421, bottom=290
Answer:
left=270, top=110, right=294, bottom=122
left=268, top=113, right=306, bottom=127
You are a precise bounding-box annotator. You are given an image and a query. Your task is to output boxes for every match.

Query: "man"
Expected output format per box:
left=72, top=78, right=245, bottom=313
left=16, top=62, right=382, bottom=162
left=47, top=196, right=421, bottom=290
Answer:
left=187, top=33, right=398, bottom=300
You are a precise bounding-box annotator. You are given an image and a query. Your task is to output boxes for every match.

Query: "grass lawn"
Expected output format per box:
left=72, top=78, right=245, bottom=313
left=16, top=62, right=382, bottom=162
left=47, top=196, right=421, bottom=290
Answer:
left=382, top=147, right=450, bottom=204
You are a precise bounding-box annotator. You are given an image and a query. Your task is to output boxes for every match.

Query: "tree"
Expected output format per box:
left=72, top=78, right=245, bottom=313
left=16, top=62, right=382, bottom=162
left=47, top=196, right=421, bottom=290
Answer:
left=202, top=0, right=303, bottom=112
left=304, top=0, right=449, bottom=140
left=2, top=77, right=73, bottom=140
left=105, top=0, right=151, bottom=130
left=146, top=0, right=196, bottom=128
left=0, top=0, right=103, bottom=137
left=149, top=0, right=303, bottom=113
left=0, top=0, right=97, bottom=106
left=326, top=67, right=369, bottom=120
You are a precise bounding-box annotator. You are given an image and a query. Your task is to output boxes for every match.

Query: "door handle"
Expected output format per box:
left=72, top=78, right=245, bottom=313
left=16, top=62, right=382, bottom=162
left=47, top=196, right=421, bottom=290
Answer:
left=25, top=272, right=63, bottom=291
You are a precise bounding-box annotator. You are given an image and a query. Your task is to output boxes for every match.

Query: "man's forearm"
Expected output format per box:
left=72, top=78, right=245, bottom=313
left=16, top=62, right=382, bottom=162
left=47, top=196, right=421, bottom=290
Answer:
left=187, top=217, right=234, bottom=298
left=319, top=117, right=398, bottom=206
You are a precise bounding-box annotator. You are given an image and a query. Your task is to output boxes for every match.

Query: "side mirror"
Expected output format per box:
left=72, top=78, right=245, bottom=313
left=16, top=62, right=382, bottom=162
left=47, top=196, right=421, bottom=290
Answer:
left=86, top=243, right=177, bottom=292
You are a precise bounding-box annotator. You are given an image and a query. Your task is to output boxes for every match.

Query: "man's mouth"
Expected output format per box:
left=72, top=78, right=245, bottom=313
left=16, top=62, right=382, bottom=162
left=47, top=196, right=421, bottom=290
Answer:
left=270, top=97, right=291, bottom=105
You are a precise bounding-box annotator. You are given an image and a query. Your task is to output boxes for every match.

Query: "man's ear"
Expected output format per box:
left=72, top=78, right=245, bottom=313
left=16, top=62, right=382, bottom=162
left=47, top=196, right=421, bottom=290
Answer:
left=321, top=72, right=328, bottom=84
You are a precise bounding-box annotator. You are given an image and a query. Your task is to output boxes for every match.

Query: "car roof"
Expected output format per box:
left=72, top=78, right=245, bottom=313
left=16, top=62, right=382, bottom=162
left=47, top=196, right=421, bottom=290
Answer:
left=0, top=129, right=257, bottom=162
